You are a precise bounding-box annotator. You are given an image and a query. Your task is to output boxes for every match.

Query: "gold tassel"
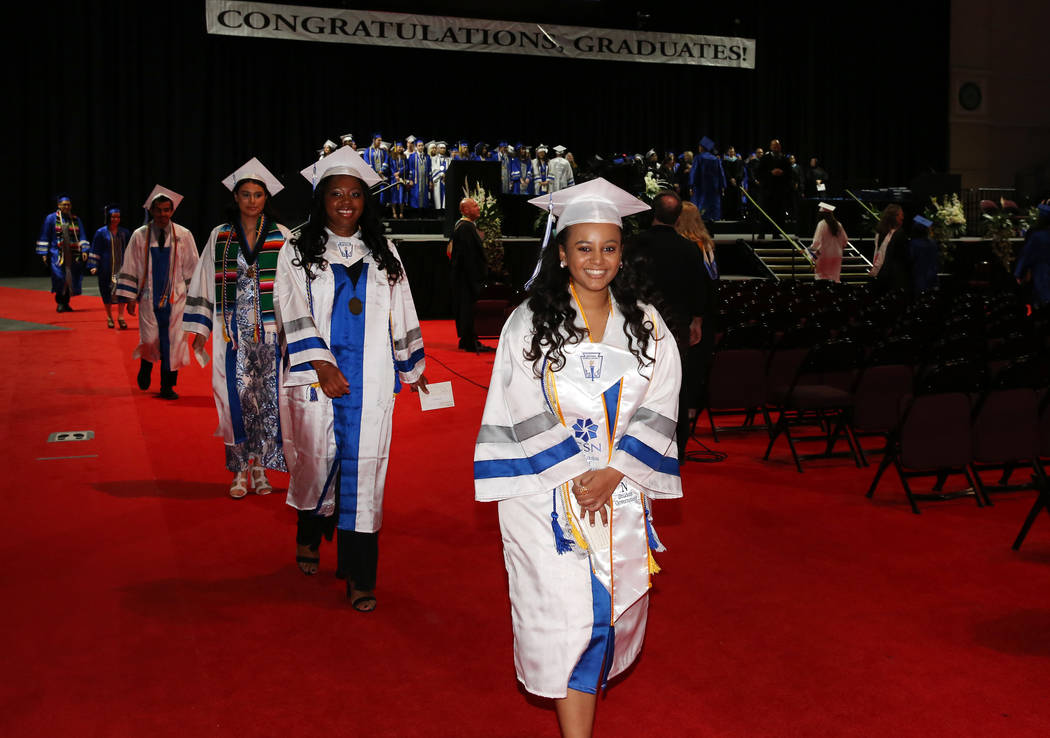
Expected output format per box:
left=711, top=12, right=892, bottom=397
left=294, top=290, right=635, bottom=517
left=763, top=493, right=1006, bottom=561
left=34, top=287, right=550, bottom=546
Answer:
left=647, top=548, right=661, bottom=575
left=561, top=485, right=589, bottom=551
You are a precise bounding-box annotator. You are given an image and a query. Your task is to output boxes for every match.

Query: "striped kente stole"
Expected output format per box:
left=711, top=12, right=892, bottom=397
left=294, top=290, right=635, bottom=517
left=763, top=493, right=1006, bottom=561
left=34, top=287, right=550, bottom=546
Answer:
left=214, top=217, right=284, bottom=342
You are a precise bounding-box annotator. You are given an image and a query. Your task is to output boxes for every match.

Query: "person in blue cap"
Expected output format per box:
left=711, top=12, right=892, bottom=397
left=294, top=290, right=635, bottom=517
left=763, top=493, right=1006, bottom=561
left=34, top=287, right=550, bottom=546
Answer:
left=509, top=143, right=533, bottom=195
left=89, top=205, right=132, bottom=328
left=362, top=133, right=389, bottom=207
left=36, top=195, right=90, bottom=313
left=1015, top=201, right=1050, bottom=306
left=908, top=215, right=940, bottom=293
left=407, top=138, right=431, bottom=213
left=690, top=136, right=726, bottom=222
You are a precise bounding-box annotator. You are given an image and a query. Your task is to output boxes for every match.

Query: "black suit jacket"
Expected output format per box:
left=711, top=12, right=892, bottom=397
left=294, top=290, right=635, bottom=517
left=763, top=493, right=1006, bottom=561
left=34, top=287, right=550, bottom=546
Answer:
left=632, top=224, right=707, bottom=343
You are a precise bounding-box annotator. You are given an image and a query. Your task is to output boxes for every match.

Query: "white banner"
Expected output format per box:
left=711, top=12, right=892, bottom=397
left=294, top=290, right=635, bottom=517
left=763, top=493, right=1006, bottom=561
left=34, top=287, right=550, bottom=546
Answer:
left=205, top=1, right=756, bottom=69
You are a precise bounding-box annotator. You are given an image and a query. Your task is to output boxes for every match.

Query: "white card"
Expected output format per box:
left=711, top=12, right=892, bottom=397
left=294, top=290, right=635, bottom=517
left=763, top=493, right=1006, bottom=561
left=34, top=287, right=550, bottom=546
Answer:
left=418, top=381, right=454, bottom=411
left=816, top=183, right=826, bottom=192
left=194, top=346, right=210, bottom=368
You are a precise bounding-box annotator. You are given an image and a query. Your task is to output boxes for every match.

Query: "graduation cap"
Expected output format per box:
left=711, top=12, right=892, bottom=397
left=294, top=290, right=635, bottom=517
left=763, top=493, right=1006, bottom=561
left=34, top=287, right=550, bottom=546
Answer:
left=143, top=184, right=183, bottom=212
left=371, top=132, right=383, bottom=141
left=913, top=215, right=933, bottom=228
left=498, top=141, right=509, bottom=148
left=222, top=157, right=284, bottom=196
left=528, top=177, right=649, bottom=234
left=340, top=133, right=354, bottom=144
left=425, top=140, right=437, bottom=150
left=299, top=146, right=385, bottom=191
left=817, top=202, right=836, bottom=213
left=323, top=139, right=338, bottom=150
left=436, top=140, right=448, bottom=149
left=474, top=142, right=488, bottom=156
left=56, top=194, right=71, bottom=204
left=405, top=135, right=417, bottom=144
left=536, top=144, right=549, bottom=154
left=553, top=145, right=567, bottom=154
left=700, top=136, right=715, bottom=151
left=104, top=204, right=122, bottom=215
left=458, top=140, right=470, bottom=150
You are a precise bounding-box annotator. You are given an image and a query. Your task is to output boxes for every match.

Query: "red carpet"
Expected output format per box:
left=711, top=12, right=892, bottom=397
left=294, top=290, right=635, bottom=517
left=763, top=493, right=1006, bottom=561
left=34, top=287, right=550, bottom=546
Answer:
left=2, top=285, right=1049, bottom=737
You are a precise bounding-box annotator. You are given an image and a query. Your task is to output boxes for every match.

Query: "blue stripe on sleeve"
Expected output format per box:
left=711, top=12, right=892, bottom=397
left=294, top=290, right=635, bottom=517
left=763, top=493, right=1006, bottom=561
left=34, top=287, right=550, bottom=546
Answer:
left=114, top=283, right=137, bottom=294
left=290, top=363, right=314, bottom=372
left=617, top=435, right=681, bottom=477
left=394, top=347, right=425, bottom=373
left=183, top=313, right=213, bottom=330
left=474, top=436, right=581, bottom=480
left=287, top=336, right=329, bottom=355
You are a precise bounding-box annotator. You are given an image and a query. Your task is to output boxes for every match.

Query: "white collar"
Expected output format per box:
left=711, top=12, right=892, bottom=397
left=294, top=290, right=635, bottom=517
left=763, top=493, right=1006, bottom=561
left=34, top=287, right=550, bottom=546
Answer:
left=323, top=228, right=365, bottom=266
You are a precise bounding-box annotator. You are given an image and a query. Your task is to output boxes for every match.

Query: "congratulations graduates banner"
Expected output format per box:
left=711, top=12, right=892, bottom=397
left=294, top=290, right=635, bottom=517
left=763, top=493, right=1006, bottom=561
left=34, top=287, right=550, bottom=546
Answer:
left=205, top=1, right=756, bottom=69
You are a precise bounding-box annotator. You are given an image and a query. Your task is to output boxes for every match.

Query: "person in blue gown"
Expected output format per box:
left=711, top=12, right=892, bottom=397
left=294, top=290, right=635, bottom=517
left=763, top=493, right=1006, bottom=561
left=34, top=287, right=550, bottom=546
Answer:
left=908, top=215, right=940, bottom=293
left=89, top=205, right=131, bottom=328
left=690, top=136, right=726, bottom=222
left=1016, top=202, right=1050, bottom=306
left=388, top=143, right=408, bottom=219
left=362, top=133, right=390, bottom=208
left=36, top=195, right=90, bottom=313
left=407, top=139, right=431, bottom=212
left=509, top=144, right=533, bottom=195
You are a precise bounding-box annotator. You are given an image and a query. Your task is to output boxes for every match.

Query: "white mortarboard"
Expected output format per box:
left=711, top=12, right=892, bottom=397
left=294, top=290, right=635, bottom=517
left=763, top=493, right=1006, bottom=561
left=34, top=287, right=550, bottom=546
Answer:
left=323, top=139, right=338, bottom=150
left=143, top=184, right=183, bottom=212
left=553, top=145, right=567, bottom=154
left=536, top=144, right=549, bottom=154
left=380, top=141, right=390, bottom=151
left=405, top=135, right=417, bottom=144
left=340, top=133, right=354, bottom=144
left=817, top=202, right=836, bottom=212
left=299, top=146, right=384, bottom=190
left=426, top=140, right=437, bottom=149
left=528, top=177, right=650, bottom=234
left=222, top=157, right=284, bottom=196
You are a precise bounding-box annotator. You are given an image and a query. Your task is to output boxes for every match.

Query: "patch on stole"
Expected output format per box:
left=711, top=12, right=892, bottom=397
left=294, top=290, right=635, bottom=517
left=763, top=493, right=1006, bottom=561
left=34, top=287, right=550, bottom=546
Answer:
left=580, top=351, right=603, bottom=382
left=572, top=418, right=598, bottom=442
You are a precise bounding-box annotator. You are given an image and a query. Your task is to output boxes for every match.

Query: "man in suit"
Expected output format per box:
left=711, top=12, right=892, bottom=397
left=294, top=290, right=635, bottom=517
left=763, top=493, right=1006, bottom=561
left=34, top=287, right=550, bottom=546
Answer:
left=449, top=197, right=493, bottom=352
left=631, top=190, right=707, bottom=462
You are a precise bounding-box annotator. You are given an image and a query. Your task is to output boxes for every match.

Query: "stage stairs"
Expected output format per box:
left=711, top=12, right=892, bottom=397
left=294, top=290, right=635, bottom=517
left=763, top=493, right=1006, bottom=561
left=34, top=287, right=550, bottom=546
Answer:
left=751, top=237, right=872, bottom=284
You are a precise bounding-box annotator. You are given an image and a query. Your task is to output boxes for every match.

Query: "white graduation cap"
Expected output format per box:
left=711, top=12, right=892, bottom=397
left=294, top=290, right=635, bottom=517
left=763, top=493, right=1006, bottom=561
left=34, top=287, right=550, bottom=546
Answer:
left=221, top=157, right=284, bottom=196
left=299, top=146, right=385, bottom=190
left=143, top=184, right=183, bottom=212
left=323, top=139, right=338, bottom=150
left=405, top=135, right=417, bottom=144
left=339, top=133, right=354, bottom=144
left=817, top=202, right=836, bottom=212
left=553, top=145, right=567, bottom=154
left=528, top=177, right=649, bottom=234
left=535, top=143, right=549, bottom=154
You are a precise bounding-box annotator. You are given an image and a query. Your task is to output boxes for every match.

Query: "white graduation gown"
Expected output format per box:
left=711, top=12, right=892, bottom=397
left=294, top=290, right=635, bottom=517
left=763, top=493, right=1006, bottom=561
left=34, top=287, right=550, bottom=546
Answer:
left=475, top=299, right=682, bottom=698
left=274, top=230, right=425, bottom=533
left=115, top=222, right=199, bottom=370
left=183, top=222, right=292, bottom=452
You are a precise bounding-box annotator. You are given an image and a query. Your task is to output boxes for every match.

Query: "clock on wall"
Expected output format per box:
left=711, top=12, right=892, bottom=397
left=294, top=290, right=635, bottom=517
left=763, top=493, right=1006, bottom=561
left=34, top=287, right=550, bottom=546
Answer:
left=958, top=82, right=983, bottom=112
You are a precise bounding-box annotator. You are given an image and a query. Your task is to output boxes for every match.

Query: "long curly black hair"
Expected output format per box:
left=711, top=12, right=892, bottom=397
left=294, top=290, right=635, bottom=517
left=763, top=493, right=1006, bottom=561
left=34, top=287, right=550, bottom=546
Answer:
left=523, top=223, right=666, bottom=378
left=291, top=175, right=403, bottom=283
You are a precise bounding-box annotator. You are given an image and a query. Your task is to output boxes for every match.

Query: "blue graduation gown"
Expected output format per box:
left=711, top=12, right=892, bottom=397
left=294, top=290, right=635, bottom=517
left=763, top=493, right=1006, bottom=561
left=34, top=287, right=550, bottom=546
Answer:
left=36, top=211, right=89, bottom=295
left=691, top=152, right=727, bottom=221
left=509, top=158, right=533, bottom=195
left=362, top=146, right=390, bottom=204
left=408, top=152, right=431, bottom=209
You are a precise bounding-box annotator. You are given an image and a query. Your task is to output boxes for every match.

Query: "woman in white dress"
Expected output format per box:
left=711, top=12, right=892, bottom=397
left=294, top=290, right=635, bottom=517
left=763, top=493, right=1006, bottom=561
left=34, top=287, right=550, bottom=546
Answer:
left=474, top=179, right=683, bottom=737
left=811, top=201, right=848, bottom=282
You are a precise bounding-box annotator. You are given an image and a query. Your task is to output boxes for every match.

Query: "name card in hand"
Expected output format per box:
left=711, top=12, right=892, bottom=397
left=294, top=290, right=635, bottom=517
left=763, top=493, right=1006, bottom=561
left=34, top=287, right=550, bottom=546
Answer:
left=419, top=381, right=454, bottom=411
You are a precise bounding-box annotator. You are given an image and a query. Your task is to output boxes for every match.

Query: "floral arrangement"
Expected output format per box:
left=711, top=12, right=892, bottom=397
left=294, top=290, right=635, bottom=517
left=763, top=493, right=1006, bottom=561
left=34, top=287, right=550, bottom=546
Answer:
left=982, top=202, right=1033, bottom=270
left=464, top=183, right=505, bottom=279
left=643, top=171, right=669, bottom=201
left=924, top=193, right=967, bottom=266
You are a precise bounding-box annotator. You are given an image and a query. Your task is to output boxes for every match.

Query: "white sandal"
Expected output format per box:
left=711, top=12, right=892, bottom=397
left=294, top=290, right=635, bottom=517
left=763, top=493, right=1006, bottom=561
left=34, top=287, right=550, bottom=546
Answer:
left=229, top=471, right=250, bottom=499
left=250, top=465, right=272, bottom=495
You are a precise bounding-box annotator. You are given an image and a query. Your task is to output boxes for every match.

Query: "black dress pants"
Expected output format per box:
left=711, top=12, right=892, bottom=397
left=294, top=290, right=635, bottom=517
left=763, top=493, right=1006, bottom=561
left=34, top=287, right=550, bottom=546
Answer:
left=296, top=511, right=379, bottom=590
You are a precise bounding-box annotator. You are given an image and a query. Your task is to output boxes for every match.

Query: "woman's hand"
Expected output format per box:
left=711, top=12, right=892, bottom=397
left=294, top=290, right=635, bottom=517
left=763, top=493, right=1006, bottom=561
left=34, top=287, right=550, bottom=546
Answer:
left=572, top=467, right=625, bottom=526
left=311, top=360, right=349, bottom=398
left=407, top=374, right=429, bottom=394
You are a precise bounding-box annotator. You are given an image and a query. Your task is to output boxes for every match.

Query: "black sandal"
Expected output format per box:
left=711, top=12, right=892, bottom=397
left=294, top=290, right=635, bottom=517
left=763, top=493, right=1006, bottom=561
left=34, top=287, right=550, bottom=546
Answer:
left=296, top=546, right=320, bottom=575
left=350, top=593, right=377, bottom=612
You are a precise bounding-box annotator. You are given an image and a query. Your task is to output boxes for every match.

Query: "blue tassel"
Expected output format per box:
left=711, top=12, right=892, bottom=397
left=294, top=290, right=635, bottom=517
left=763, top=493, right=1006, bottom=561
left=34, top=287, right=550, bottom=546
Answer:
left=309, top=386, right=318, bottom=402
left=550, top=492, right=574, bottom=554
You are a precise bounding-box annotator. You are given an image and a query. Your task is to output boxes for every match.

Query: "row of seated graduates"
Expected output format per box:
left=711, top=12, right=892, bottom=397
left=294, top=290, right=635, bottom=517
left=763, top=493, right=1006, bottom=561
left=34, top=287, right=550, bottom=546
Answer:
left=700, top=277, right=1050, bottom=546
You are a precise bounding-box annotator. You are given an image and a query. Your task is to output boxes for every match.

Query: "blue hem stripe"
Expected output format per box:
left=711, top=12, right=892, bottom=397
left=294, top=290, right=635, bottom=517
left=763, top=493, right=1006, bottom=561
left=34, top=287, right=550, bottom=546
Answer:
left=287, top=336, right=329, bottom=354
left=226, top=318, right=246, bottom=444
left=617, top=435, right=681, bottom=477
left=473, top=436, right=580, bottom=480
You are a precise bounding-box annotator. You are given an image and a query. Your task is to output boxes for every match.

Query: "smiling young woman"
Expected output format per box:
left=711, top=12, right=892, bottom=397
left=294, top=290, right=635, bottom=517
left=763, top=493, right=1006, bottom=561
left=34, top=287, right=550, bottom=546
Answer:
left=275, top=147, right=428, bottom=612
left=475, top=178, right=684, bottom=738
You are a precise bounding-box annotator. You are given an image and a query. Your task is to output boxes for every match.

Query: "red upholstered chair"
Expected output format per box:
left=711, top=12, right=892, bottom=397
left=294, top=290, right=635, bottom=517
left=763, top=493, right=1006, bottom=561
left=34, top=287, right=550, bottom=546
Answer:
left=474, top=282, right=523, bottom=340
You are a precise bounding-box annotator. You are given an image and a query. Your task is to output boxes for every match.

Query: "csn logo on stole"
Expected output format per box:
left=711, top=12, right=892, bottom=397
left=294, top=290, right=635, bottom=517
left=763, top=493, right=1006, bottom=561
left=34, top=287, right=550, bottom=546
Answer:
left=572, top=418, right=602, bottom=455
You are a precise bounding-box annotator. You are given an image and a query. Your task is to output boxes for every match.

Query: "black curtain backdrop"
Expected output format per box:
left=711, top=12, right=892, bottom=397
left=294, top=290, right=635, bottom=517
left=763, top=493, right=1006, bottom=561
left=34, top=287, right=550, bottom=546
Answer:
left=9, top=0, right=950, bottom=277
